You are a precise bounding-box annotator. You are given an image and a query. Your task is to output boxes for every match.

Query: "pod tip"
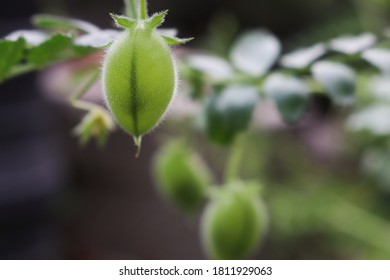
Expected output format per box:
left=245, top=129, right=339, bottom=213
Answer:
left=133, top=136, right=142, bottom=158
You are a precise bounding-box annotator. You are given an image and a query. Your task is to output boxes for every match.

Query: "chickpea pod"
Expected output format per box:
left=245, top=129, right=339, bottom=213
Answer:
left=102, top=2, right=192, bottom=156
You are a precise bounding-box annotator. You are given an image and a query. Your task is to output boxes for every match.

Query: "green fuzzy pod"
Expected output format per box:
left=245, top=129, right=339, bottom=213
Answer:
left=154, top=141, right=212, bottom=213
left=102, top=27, right=176, bottom=141
left=201, top=182, right=268, bottom=260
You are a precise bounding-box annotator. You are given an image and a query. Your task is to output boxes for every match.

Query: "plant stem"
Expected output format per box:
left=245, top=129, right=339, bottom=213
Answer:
left=125, top=0, right=138, bottom=19
left=139, top=0, right=148, bottom=20
left=133, top=136, right=142, bottom=158
left=225, top=134, right=245, bottom=183
left=322, top=198, right=390, bottom=253
left=71, top=100, right=101, bottom=112
left=70, top=70, right=100, bottom=104
left=5, top=64, right=36, bottom=80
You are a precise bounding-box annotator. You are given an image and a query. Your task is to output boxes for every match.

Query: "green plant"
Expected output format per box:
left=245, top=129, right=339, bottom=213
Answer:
left=2, top=0, right=390, bottom=260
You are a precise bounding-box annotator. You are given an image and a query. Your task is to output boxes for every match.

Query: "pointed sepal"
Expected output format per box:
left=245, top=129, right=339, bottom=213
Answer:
left=146, top=10, right=169, bottom=29
left=110, top=13, right=137, bottom=29
left=161, top=35, right=194, bottom=45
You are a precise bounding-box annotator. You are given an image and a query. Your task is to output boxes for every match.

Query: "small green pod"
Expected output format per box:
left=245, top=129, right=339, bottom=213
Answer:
left=201, top=182, right=268, bottom=260
left=154, top=141, right=213, bottom=213
left=102, top=27, right=176, bottom=143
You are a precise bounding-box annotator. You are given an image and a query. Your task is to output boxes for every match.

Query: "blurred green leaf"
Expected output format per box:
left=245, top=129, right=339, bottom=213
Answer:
left=264, top=73, right=310, bottom=123
left=6, top=30, right=48, bottom=46
left=230, top=29, right=281, bottom=76
left=280, top=43, right=327, bottom=69
left=32, top=14, right=100, bottom=33
left=187, top=54, right=233, bottom=82
left=0, top=38, right=26, bottom=82
left=206, top=85, right=258, bottom=145
left=183, top=67, right=205, bottom=99
left=362, top=48, right=390, bottom=73
left=347, top=104, right=390, bottom=135
left=369, top=75, right=390, bottom=101
left=74, top=29, right=120, bottom=48
left=312, top=61, right=356, bottom=105
left=362, top=148, right=390, bottom=193
left=28, top=33, right=74, bottom=67
left=27, top=33, right=99, bottom=67
left=330, top=33, right=377, bottom=54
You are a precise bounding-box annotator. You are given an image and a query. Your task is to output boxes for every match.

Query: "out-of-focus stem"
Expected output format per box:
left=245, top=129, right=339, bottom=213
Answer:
left=70, top=70, right=100, bottom=104
left=225, top=134, right=245, bottom=183
left=139, top=0, right=148, bottom=20
left=5, top=64, right=36, bottom=81
left=323, top=198, right=390, bottom=253
left=125, top=0, right=138, bottom=19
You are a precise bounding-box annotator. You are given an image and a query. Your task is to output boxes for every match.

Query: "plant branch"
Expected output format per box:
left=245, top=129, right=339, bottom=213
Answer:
left=125, top=0, right=138, bottom=19
left=322, top=197, right=390, bottom=253
left=5, top=64, right=37, bottom=80
left=225, top=134, right=245, bottom=183
left=70, top=70, right=100, bottom=104
left=139, top=0, right=148, bottom=20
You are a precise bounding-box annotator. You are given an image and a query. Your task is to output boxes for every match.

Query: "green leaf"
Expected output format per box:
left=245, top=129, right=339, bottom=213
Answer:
left=75, top=29, right=120, bottom=48
left=264, top=73, right=310, bottom=123
left=161, top=35, right=193, bottom=45
left=147, top=10, right=169, bottom=29
left=347, top=105, right=390, bottom=135
left=109, top=14, right=136, bottom=29
left=0, top=38, right=26, bottom=82
left=6, top=30, right=48, bottom=46
left=369, top=75, right=390, bottom=101
left=185, top=69, right=205, bottom=99
left=362, top=48, right=390, bottom=73
left=280, top=43, right=327, bottom=69
left=186, top=54, right=233, bottom=82
left=330, top=33, right=376, bottom=55
left=312, top=61, right=356, bottom=105
left=27, top=33, right=74, bottom=67
left=33, top=14, right=100, bottom=33
left=362, top=148, right=390, bottom=193
left=206, top=85, right=259, bottom=145
left=230, top=29, right=281, bottom=76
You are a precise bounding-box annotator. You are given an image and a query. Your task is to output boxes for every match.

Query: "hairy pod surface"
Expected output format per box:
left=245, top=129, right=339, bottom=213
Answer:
left=102, top=26, right=176, bottom=145
left=201, top=182, right=268, bottom=260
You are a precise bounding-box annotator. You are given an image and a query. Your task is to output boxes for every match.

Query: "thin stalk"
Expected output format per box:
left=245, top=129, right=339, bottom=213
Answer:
left=323, top=198, right=390, bottom=253
left=5, top=64, right=37, bottom=80
left=72, top=100, right=103, bottom=112
left=133, top=136, right=142, bottom=158
left=139, top=0, right=148, bottom=20
left=125, top=0, right=138, bottom=19
left=70, top=70, right=100, bottom=104
left=225, top=134, right=245, bottom=183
